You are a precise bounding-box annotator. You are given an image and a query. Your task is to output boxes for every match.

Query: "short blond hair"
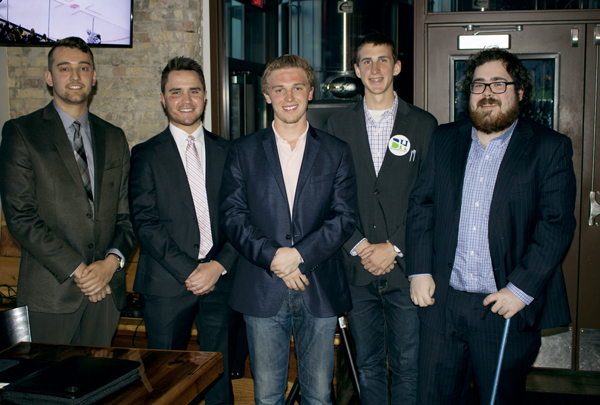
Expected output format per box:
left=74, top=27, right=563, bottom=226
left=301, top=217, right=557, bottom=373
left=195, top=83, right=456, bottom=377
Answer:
left=261, top=54, right=314, bottom=94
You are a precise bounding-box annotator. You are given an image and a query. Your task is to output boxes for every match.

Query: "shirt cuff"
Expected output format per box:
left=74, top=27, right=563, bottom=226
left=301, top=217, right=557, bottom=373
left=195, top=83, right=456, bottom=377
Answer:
left=70, top=262, right=85, bottom=278
left=507, top=282, right=534, bottom=305
left=408, top=273, right=431, bottom=281
left=350, top=238, right=368, bottom=256
left=106, top=249, right=125, bottom=271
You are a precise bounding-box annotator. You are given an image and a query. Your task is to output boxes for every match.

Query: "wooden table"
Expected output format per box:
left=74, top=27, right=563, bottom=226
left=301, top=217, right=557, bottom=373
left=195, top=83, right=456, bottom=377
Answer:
left=0, top=342, right=223, bottom=405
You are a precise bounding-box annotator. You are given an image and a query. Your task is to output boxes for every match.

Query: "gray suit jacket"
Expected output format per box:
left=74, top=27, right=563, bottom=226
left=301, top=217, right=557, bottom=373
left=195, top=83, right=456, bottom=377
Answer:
left=0, top=102, right=135, bottom=313
left=327, top=97, right=438, bottom=288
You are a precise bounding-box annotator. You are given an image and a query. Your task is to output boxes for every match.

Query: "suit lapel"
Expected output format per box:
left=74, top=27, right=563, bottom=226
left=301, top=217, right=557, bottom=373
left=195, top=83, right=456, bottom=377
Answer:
left=154, top=129, right=197, bottom=219
left=378, top=98, right=410, bottom=177
left=43, top=104, right=89, bottom=202
left=262, top=127, right=290, bottom=208
left=489, top=120, right=534, bottom=217
left=451, top=122, right=473, bottom=202
left=90, top=115, right=105, bottom=214
left=351, top=102, right=378, bottom=182
left=294, top=126, right=320, bottom=213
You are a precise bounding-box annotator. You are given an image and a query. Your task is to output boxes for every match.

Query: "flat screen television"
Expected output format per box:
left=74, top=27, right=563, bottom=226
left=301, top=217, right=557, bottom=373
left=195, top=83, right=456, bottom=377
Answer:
left=0, top=0, right=133, bottom=47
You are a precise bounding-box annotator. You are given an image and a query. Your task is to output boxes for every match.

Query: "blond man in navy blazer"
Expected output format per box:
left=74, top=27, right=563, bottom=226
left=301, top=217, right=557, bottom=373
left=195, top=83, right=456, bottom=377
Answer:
left=221, top=54, right=358, bottom=405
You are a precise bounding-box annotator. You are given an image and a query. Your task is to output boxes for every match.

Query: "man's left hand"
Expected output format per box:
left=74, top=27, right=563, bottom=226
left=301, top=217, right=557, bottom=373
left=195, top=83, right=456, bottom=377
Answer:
left=75, top=257, right=118, bottom=296
left=271, top=247, right=303, bottom=278
left=185, top=261, right=224, bottom=295
left=483, top=288, right=526, bottom=319
left=360, top=242, right=397, bottom=276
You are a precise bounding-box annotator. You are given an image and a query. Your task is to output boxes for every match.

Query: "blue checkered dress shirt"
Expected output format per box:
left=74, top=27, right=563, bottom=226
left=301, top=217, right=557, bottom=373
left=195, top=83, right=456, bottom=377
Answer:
left=450, top=120, right=532, bottom=305
left=364, top=92, right=399, bottom=176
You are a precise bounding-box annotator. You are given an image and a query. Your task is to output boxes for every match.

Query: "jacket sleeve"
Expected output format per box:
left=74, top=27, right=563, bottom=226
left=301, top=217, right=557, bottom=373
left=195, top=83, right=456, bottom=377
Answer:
left=327, top=117, right=367, bottom=254
left=506, top=136, right=576, bottom=298
left=0, top=121, right=85, bottom=283
left=405, top=130, right=438, bottom=277
left=220, top=141, right=282, bottom=272
left=107, top=129, right=135, bottom=266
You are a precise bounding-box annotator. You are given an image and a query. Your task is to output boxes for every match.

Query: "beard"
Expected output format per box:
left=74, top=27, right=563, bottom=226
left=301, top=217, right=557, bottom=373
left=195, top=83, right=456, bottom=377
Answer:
left=469, top=96, right=520, bottom=134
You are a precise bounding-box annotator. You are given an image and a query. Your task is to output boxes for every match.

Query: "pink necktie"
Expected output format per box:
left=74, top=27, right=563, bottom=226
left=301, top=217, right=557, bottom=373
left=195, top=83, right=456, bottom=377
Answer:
left=186, top=136, right=213, bottom=256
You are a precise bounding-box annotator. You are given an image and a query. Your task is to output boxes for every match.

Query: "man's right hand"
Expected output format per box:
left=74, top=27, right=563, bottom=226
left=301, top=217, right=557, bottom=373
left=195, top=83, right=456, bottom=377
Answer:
left=88, top=285, right=112, bottom=303
left=410, top=275, right=436, bottom=307
left=282, top=269, right=310, bottom=291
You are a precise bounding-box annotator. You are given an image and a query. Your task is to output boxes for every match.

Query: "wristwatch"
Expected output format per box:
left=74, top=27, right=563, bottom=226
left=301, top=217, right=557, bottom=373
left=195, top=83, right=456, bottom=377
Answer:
left=108, top=253, right=125, bottom=271
left=390, top=243, right=404, bottom=258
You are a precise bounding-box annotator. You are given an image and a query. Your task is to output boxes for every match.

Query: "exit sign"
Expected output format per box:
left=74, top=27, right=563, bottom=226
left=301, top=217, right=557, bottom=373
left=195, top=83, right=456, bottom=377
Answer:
left=251, top=0, right=263, bottom=7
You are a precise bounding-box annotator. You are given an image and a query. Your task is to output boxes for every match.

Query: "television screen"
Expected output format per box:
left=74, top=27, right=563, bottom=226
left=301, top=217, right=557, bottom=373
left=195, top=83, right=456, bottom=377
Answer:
left=0, top=0, right=133, bottom=47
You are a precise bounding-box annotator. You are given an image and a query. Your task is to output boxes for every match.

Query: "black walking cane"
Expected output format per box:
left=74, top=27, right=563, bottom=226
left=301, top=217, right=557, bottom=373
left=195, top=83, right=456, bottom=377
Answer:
left=490, top=318, right=511, bottom=405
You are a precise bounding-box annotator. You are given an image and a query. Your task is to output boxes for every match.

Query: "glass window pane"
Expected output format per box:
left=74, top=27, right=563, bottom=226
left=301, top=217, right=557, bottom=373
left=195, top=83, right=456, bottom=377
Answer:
left=430, top=0, right=600, bottom=12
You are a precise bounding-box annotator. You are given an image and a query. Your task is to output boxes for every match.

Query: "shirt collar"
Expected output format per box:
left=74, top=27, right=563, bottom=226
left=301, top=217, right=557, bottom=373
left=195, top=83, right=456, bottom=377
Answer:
left=53, top=100, right=90, bottom=132
left=471, top=119, right=518, bottom=146
left=169, top=122, right=205, bottom=147
left=363, top=91, right=399, bottom=123
left=272, top=121, right=309, bottom=145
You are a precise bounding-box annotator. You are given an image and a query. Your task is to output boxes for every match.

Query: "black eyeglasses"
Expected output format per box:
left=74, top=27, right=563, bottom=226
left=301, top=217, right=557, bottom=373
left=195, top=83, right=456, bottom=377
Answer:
left=470, top=81, right=516, bottom=94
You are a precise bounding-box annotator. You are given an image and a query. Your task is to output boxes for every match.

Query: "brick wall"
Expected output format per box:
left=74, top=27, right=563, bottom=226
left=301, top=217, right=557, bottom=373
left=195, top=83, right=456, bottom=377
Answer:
left=5, top=0, right=206, bottom=147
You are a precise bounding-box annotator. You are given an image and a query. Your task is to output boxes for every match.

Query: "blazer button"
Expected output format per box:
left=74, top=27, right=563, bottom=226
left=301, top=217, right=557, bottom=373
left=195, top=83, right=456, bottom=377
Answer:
left=194, top=244, right=199, bottom=249
left=373, top=224, right=377, bottom=229
left=374, top=189, right=380, bottom=195
left=448, top=262, right=453, bottom=268
left=88, top=243, right=94, bottom=249
left=286, top=235, right=292, bottom=240
left=86, top=213, right=92, bottom=219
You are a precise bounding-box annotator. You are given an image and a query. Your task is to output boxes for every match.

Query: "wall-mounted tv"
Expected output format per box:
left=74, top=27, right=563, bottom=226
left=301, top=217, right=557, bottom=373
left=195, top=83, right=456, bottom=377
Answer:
left=0, top=0, right=133, bottom=47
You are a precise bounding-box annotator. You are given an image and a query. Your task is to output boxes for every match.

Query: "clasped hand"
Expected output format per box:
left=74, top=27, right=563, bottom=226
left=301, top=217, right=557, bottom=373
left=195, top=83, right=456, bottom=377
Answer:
left=358, top=241, right=397, bottom=276
left=271, top=248, right=309, bottom=291
left=74, top=257, right=117, bottom=302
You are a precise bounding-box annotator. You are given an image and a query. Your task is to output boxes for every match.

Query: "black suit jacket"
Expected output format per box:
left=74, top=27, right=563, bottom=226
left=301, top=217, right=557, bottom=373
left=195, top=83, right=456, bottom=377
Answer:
left=221, top=125, right=358, bottom=318
left=0, top=102, right=135, bottom=313
left=129, top=127, right=238, bottom=297
left=327, top=98, right=438, bottom=288
left=406, top=118, right=575, bottom=333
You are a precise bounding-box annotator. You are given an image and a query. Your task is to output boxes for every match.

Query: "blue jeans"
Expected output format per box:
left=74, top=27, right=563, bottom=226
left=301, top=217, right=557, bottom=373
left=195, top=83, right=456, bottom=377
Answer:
left=244, top=289, right=337, bottom=405
left=348, top=276, right=419, bottom=405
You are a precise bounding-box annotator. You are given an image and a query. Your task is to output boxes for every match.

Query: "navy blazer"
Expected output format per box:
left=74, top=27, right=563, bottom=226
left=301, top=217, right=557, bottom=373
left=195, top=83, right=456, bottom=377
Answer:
left=129, top=127, right=238, bottom=297
left=221, top=125, right=358, bottom=318
left=406, top=118, right=575, bottom=333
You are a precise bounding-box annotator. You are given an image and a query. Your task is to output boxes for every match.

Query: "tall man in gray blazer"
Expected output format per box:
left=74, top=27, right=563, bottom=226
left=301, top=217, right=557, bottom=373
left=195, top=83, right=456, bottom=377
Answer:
left=327, top=33, right=437, bottom=405
left=129, top=57, right=238, bottom=405
left=0, top=37, right=135, bottom=346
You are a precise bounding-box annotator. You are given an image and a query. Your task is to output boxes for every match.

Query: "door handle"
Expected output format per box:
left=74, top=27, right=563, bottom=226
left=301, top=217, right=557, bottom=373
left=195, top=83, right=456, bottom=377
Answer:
left=589, top=191, right=600, bottom=226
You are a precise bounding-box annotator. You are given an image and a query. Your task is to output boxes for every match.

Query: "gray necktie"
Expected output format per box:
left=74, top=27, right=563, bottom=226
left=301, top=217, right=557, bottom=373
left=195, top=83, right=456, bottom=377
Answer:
left=72, top=121, right=93, bottom=204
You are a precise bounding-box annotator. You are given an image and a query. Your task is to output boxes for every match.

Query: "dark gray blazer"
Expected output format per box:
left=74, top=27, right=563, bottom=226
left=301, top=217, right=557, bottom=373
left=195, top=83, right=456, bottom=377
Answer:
left=406, top=118, right=575, bottom=332
left=0, top=102, right=135, bottom=313
left=129, top=127, right=238, bottom=297
left=327, top=97, right=438, bottom=288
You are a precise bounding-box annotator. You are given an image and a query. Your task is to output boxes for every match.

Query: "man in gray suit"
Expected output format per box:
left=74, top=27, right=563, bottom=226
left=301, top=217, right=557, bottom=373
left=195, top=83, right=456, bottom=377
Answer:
left=0, top=37, right=135, bottom=346
left=327, top=33, right=437, bottom=405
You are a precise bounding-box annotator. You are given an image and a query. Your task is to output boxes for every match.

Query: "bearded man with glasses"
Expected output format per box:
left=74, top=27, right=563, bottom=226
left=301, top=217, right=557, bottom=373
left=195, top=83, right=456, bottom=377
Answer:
left=406, top=48, right=576, bottom=404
